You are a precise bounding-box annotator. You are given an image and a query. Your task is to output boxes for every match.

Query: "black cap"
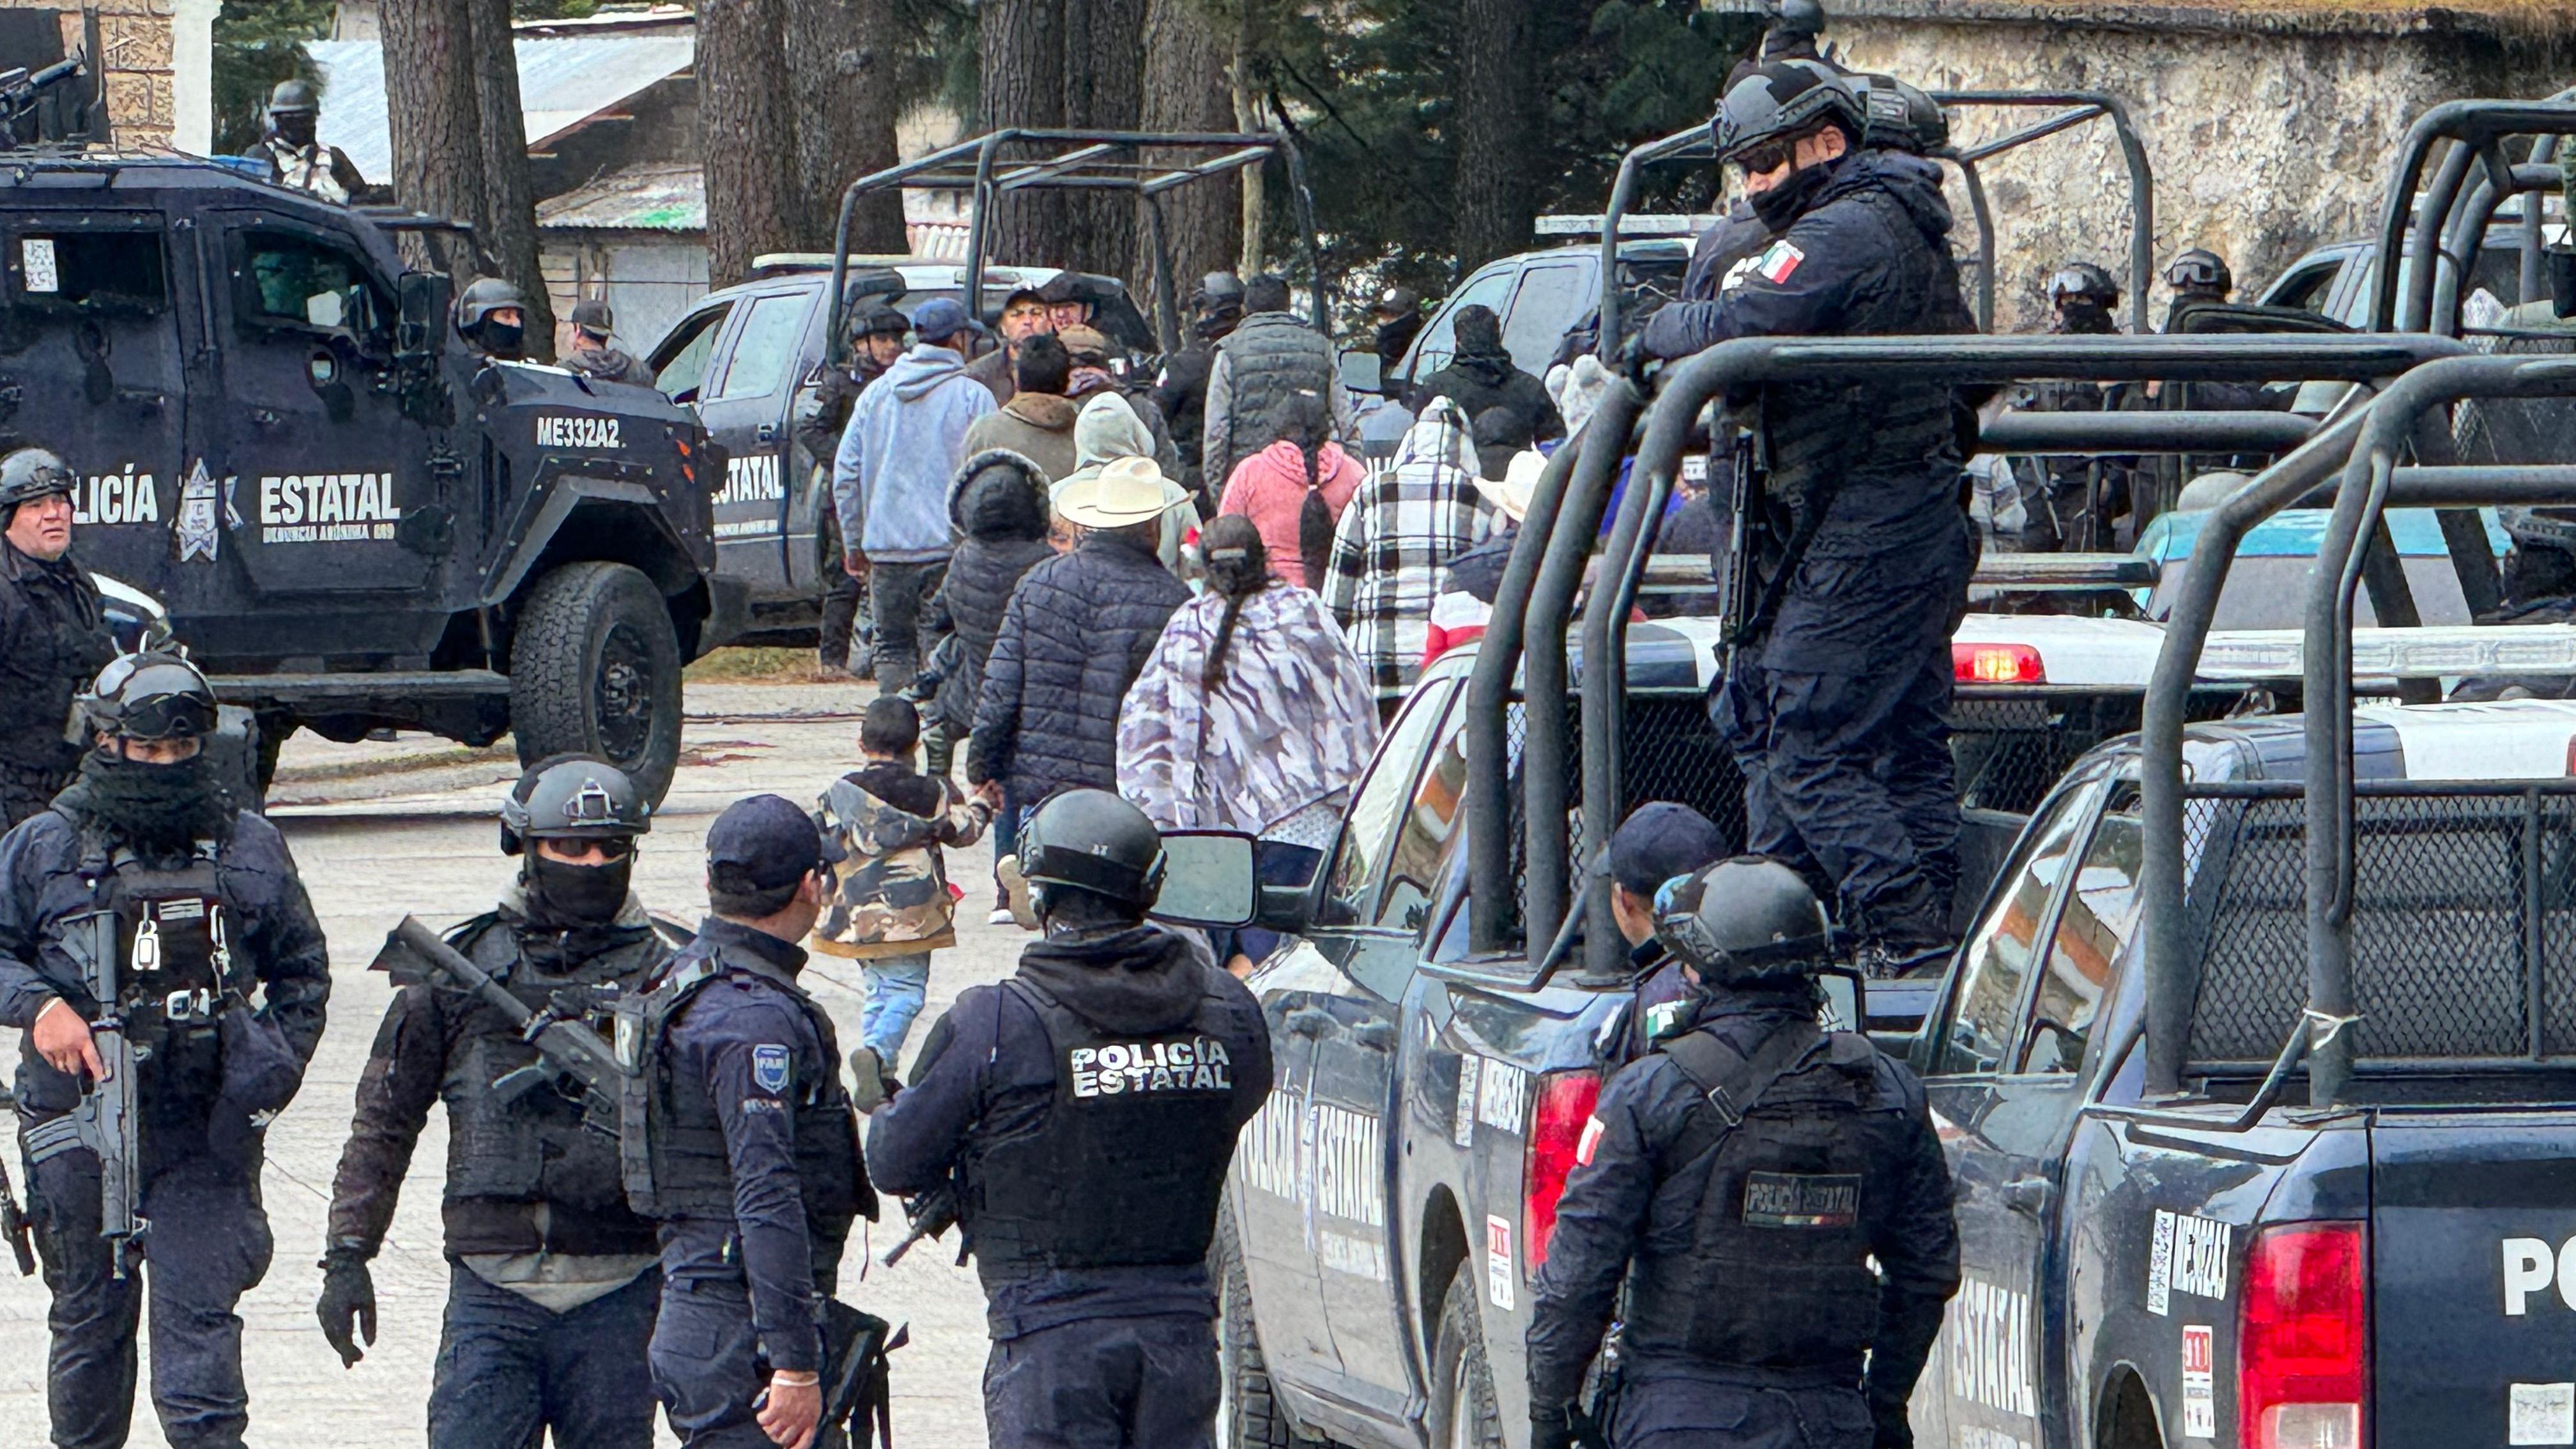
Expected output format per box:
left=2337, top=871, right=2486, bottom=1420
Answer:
left=569, top=298, right=614, bottom=335
left=1607, top=802, right=1729, bottom=897
left=706, top=793, right=844, bottom=894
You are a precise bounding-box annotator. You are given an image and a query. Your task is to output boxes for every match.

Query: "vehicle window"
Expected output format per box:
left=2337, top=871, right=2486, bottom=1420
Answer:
left=1500, top=264, right=1588, bottom=374
left=709, top=293, right=808, bottom=401
left=1407, top=266, right=1517, bottom=385
left=1373, top=697, right=1476, bottom=936
left=2018, top=797, right=2141, bottom=1075
left=652, top=304, right=733, bottom=402
left=240, top=231, right=385, bottom=338
left=1932, top=784, right=2096, bottom=1075
left=11, top=231, right=167, bottom=312
left=2266, top=261, right=2340, bottom=316
left=1322, top=682, right=1458, bottom=927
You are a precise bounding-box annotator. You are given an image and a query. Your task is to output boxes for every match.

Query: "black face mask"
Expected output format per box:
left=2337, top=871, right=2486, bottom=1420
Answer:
left=1749, top=157, right=1839, bottom=233
left=524, top=854, right=634, bottom=928
left=70, top=750, right=227, bottom=854
left=2052, top=302, right=2115, bottom=335
left=273, top=114, right=318, bottom=149
left=476, top=320, right=525, bottom=360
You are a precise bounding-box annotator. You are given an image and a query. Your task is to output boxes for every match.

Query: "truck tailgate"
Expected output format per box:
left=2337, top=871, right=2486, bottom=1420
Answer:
left=2373, top=1114, right=2576, bottom=1447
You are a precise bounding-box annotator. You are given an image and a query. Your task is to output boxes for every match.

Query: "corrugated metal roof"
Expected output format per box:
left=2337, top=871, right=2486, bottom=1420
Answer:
left=537, top=160, right=702, bottom=231
left=309, top=36, right=694, bottom=185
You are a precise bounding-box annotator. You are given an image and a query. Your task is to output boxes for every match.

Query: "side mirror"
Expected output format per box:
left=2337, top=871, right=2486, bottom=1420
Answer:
left=1252, top=838, right=1325, bottom=935
left=1150, top=829, right=1259, bottom=930
left=1337, top=346, right=1383, bottom=397
left=396, top=271, right=451, bottom=364
left=1814, top=966, right=1866, bottom=1034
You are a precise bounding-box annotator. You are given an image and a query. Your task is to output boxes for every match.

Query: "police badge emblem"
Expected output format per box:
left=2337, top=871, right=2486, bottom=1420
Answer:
left=752, top=1043, right=791, bottom=1093
left=174, top=459, right=222, bottom=562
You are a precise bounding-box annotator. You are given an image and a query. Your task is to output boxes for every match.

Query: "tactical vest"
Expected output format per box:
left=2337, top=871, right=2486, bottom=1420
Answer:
left=441, top=915, right=658, bottom=1217
left=82, top=834, right=245, bottom=1116
left=962, top=976, right=1245, bottom=1276
left=617, top=949, right=865, bottom=1236
left=1620, top=1018, right=1887, bottom=1372
left=1215, top=314, right=1335, bottom=469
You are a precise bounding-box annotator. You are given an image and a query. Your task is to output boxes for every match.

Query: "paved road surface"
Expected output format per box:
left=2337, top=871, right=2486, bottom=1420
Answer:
left=0, top=680, right=1014, bottom=1445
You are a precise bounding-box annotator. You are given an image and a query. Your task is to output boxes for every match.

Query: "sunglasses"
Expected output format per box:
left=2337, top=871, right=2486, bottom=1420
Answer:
left=1731, top=141, right=1795, bottom=177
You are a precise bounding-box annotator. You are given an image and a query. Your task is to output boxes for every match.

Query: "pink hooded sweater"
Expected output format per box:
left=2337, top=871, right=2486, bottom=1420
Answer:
left=1218, top=439, right=1367, bottom=588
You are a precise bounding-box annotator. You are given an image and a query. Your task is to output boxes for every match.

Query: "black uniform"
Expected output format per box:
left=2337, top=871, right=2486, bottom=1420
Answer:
left=1151, top=342, right=1221, bottom=496
left=1528, top=985, right=1958, bottom=1449
left=795, top=357, right=891, bottom=673
left=2002, top=378, right=2140, bottom=554
left=324, top=893, right=670, bottom=1448
left=1643, top=150, right=1978, bottom=951
left=866, top=924, right=1273, bottom=1448
left=0, top=774, right=330, bottom=1449
left=625, top=917, right=870, bottom=1448
left=0, top=539, right=114, bottom=830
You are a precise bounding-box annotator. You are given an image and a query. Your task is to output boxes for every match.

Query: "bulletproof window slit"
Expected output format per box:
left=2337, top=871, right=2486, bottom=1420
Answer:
left=8, top=230, right=167, bottom=313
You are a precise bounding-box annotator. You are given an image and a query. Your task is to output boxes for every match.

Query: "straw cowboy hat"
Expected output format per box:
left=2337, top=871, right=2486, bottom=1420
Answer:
left=1485, top=448, right=1546, bottom=523
left=1054, top=456, right=1183, bottom=528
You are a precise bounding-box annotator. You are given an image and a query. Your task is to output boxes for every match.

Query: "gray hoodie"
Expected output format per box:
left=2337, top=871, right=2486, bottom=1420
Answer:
left=832, top=344, right=997, bottom=563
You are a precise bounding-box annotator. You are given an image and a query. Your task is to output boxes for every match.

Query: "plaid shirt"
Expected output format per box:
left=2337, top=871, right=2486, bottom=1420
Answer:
left=1322, top=397, right=1498, bottom=698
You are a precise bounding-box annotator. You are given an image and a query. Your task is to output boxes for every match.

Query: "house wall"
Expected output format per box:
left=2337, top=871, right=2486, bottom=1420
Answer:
left=544, top=233, right=708, bottom=356
left=0, top=0, right=173, bottom=147
left=1821, top=14, right=2576, bottom=329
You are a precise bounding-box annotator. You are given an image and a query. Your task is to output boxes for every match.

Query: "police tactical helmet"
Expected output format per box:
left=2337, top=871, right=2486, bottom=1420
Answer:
left=500, top=754, right=650, bottom=856
left=2047, top=262, right=2121, bottom=309
left=1653, top=856, right=1834, bottom=986
left=456, top=276, right=530, bottom=334
left=1845, top=72, right=1945, bottom=155
left=848, top=301, right=910, bottom=341
left=1712, top=59, right=1866, bottom=169
left=0, top=447, right=75, bottom=508
left=1192, top=272, right=1245, bottom=314
left=1018, top=788, right=1168, bottom=914
left=1374, top=287, right=1420, bottom=319
left=79, top=652, right=218, bottom=744
left=1767, top=0, right=1827, bottom=41
left=266, top=79, right=321, bottom=118
left=2165, top=248, right=2233, bottom=297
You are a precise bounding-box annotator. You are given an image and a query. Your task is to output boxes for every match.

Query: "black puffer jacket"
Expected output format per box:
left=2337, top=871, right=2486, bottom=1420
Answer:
left=967, top=527, right=1189, bottom=801
left=929, top=451, right=1055, bottom=733
left=1413, top=306, right=1564, bottom=444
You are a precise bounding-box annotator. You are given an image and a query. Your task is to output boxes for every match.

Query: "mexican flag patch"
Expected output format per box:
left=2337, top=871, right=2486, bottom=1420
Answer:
left=1757, top=240, right=1805, bottom=284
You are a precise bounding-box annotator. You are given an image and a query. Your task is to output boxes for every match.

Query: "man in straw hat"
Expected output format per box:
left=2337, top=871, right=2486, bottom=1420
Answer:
left=968, top=456, right=1192, bottom=833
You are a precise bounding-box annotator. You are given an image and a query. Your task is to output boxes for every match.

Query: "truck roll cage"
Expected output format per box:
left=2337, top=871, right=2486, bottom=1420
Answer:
left=1591, top=89, right=2154, bottom=349
left=825, top=129, right=1328, bottom=356
left=2370, top=94, right=2576, bottom=335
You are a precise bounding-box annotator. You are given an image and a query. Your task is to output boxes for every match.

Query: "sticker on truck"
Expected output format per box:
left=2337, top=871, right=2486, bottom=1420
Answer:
left=2149, top=1209, right=2232, bottom=1315
left=2181, top=1324, right=2215, bottom=1438
left=1486, top=1215, right=1514, bottom=1310
left=2511, top=1383, right=2575, bottom=1446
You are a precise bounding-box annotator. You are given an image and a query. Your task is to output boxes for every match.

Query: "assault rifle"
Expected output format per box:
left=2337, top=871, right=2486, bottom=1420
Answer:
left=1718, top=424, right=1763, bottom=677
left=880, top=1174, right=962, bottom=1268
left=32, top=909, right=147, bottom=1277
left=815, top=1298, right=907, bottom=1449
left=0, top=1122, right=32, bottom=1275
left=372, top=916, right=629, bottom=1133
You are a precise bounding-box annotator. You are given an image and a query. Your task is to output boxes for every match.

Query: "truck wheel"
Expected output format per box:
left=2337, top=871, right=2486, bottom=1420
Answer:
left=1426, top=1268, right=1505, bottom=1449
left=509, top=562, right=683, bottom=803
left=1216, top=1211, right=1327, bottom=1449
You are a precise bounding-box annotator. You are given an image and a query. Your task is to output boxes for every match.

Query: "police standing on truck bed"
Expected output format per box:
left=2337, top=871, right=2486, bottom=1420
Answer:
left=629, top=794, right=872, bottom=1449
left=0, top=447, right=115, bottom=831
left=1640, top=61, right=1979, bottom=969
left=1526, top=857, right=1958, bottom=1449
left=0, top=652, right=331, bottom=1449
left=315, top=756, right=670, bottom=1448
left=864, top=789, right=1272, bottom=1449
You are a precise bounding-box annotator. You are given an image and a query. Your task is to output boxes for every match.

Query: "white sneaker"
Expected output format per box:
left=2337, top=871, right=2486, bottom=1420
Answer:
left=986, top=906, right=1016, bottom=926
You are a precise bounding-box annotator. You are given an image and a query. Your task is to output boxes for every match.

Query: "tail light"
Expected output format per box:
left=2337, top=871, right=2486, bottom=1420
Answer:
left=1954, top=641, right=2045, bottom=684
left=1522, top=1069, right=1601, bottom=1278
left=2240, top=1220, right=2368, bottom=1449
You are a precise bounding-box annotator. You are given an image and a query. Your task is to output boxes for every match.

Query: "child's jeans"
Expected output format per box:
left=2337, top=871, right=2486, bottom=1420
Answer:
left=861, top=953, right=933, bottom=1062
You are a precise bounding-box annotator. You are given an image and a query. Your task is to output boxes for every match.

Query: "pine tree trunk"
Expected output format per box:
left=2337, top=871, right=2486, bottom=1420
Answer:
left=1058, top=0, right=1142, bottom=279
left=1136, top=0, right=1240, bottom=343
left=464, top=0, right=553, bottom=358
left=976, top=0, right=1066, bottom=267
left=378, top=0, right=481, bottom=276
left=785, top=0, right=904, bottom=254
left=1451, top=0, right=1537, bottom=270
left=699, top=0, right=800, bottom=288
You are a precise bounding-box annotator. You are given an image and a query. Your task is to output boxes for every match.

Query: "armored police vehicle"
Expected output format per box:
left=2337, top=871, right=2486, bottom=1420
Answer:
left=0, top=153, right=727, bottom=801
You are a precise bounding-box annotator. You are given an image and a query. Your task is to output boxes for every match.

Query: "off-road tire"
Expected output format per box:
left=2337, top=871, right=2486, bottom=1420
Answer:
left=1216, top=1210, right=1328, bottom=1449
left=508, top=562, right=683, bottom=803
left=1426, top=1267, right=1506, bottom=1449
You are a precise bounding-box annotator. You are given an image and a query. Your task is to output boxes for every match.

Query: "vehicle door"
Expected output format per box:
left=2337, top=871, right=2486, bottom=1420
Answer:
left=1300, top=680, right=1475, bottom=1420
left=0, top=213, right=188, bottom=597
left=1400, top=264, right=1519, bottom=395
left=1915, top=772, right=2120, bottom=1449
left=693, top=288, right=815, bottom=594
left=1498, top=259, right=1593, bottom=378
left=203, top=212, right=434, bottom=599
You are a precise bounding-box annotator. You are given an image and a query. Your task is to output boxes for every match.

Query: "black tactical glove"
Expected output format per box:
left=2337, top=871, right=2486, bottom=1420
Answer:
left=848, top=1046, right=898, bottom=1114
left=316, top=1249, right=377, bottom=1368
left=1530, top=1402, right=1583, bottom=1449
left=1617, top=330, right=1653, bottom=388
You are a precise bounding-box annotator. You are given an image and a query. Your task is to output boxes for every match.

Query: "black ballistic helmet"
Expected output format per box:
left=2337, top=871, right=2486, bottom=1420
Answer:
left=1844, top=72, right=1945, bottom=155
left=1711, top=59, right=1864, bottom=169
left=456, top=276, right=530, bottom=334
left=0, top=447, right=75, bottom=509
left=79, top=652, right=218, bottom=744
left=1767, top=0, right=1826, bottom=42
left=266, top=79, right=321, bottom=119
left=1019, top=788, right=1168, bottom=914
left=1191, top=272, right=1245, bottom=316
left=1653, top=856, right=1835, bottom=986
left=2046, top=262, right=2121, bottom=309
left=500, top=754, right=650, bottom=857
left=2163, top=248, right=2233, bottom=298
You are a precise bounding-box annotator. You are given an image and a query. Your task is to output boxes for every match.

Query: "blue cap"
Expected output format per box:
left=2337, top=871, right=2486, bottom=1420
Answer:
left=706, top=793, right=844, bottom=894
left=1608, top=802, right=1731, bottom=897
left=910, top=296, right=969, bottom=343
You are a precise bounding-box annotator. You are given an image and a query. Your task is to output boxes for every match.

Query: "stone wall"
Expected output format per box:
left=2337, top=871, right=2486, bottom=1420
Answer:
left=0, top=0, right=216, bottom=152
left=1790, top=4, right=2576, bottom=330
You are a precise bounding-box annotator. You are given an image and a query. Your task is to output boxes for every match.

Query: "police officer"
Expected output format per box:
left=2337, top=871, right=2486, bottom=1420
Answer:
left=795, top=303, right=911, bottom=679
left=2161, top=247, right=2234, bottom=331
left=315, top=756, right=669, bottom=1447
left=629, top=794, right=870, bottom=1449
left=1371, top=287, right=1425, bottom=373
left=1151, top=272, right=1245, bottom=496
left=240, top=79, right=369, bottom=203
left=560, top=298, right=652, bottom=385
left=0, top=652, right=331, bottom=1449
left=1602, top=803, right=1734, bottom=1066
left=1641, top=63, right=1978, bottom=967
left=866, top=789, right=1273, bottom=1448
left=1999, top=262, right=2136, bottom=553
left=458, top=277, right=532, bottom=361
left=1526, top=858, right=1958, bottom=1449
left=2451, top=508, right=2576, bottom=701
left=0, top=447, right=114, bottom=831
